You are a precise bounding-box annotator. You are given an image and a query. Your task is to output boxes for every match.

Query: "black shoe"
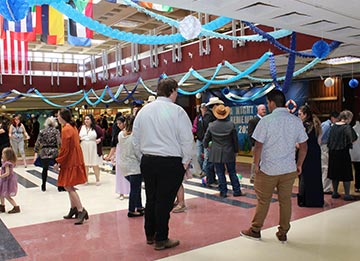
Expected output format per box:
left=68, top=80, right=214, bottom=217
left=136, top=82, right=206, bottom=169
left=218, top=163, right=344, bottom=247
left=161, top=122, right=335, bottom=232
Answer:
left=63, top=207, right=79, bottom=219
left=146, top=235, right=155, bottom=245
left=128, top=211, right=144, bottom=218
left=234, top=191, right=246, bottom=197
left=332, top=193, right=341, bottom=199
left=154, top=239, right=180, bottom=250
left=323, top=191, right=333, bottom=195
left=137, top=208, right=145, bottom=214
left=41, top=184, right=46, bottom=192
left=58, top=186, right=66, bottom=192
left=74, top=208, right=89, bottom=225
left=220, top=192, right=227, bottom=198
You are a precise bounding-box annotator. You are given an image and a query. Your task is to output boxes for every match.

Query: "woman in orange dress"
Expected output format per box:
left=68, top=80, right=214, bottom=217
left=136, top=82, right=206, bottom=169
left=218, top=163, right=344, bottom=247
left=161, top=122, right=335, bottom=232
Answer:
left=54, top=109, right=88, bottom=225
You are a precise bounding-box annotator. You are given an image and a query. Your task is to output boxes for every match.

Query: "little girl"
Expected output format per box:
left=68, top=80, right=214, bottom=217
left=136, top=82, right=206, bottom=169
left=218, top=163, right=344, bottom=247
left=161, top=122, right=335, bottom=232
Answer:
left=0, top=147, right=20, bottom=214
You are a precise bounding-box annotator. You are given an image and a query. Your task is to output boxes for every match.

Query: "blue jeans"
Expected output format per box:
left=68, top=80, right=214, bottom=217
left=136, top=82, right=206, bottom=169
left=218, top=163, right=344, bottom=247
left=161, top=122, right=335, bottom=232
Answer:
left=214, top=162, right=240, bottom=195
left=196, top=139, right=205, bottom=172
left=125, top=174, right=143, bottom=212
left=204, top=149, right=216, bottom=184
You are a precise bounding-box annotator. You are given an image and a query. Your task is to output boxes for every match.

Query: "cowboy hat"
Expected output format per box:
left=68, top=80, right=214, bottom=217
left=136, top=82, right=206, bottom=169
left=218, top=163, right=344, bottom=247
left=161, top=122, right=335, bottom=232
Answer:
left=206, top=97, right=224, bottom=106
left=147, top=95, right=156, bottom=102
left=213, top=104, right=231, bottom=120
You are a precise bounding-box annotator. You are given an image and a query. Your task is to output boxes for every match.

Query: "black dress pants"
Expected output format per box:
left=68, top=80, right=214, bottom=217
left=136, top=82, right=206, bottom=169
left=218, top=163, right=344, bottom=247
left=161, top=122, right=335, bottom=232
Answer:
left=141, top=155, right=185, bottom=242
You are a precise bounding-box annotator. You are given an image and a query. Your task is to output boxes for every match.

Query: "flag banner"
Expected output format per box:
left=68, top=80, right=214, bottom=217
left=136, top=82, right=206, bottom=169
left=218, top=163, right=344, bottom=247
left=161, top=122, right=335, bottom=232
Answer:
left=68, top=0, right=93, bottom=39
left=41, top=5, right=64, bottom=45
left=3, top=7, right=33, bottom=32
left=0, top=30, right=28, bottom=74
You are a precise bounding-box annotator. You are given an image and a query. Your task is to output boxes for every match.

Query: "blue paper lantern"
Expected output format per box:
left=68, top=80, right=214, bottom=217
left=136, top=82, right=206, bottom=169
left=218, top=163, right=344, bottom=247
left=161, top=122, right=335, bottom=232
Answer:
left=223, top=87, right=230, bottom=95
left=349, top=78, right=359, bottom=88
left=105, top=104, right=109, bottom=108
left=312, top=40, right=330, bottom=58
left=0, top=0, right=29, bottom=21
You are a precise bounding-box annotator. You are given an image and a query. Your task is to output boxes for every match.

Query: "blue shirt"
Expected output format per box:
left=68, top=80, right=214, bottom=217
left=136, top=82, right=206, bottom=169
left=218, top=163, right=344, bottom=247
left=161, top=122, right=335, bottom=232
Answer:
left=321, top=119, right=332, bottom=145
left=252, top=107, right=308, bottom=176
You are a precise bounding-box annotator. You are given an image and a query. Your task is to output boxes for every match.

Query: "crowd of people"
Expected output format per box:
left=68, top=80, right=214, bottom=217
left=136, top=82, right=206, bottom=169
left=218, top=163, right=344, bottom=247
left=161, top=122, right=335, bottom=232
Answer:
left=0, top=81, right=360, bottom=249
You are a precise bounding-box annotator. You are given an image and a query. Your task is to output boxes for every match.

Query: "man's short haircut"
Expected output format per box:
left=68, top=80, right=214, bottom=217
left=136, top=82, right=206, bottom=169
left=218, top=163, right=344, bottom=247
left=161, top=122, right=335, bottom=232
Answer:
left=329, top=111, right=339, bottom=119
left=157, top=78, right=178, bottom=98
left=266, top=90, right=286, bottom=107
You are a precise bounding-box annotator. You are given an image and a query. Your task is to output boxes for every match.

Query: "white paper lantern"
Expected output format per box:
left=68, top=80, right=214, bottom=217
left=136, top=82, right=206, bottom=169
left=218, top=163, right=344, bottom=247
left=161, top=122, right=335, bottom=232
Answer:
left=179, top=15, right=202, bottom=40
left=324, top=77, right=334, bottom=87
left=1, top=105, right=6, bottom=109
left=124, top=100, right=129, bottom=105
left=195, top=93, right=202, bottom=99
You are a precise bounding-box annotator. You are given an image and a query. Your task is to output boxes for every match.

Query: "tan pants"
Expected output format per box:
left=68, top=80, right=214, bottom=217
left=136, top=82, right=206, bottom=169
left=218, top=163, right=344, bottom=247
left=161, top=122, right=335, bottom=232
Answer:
left=251, top=170, right=297, bottom=234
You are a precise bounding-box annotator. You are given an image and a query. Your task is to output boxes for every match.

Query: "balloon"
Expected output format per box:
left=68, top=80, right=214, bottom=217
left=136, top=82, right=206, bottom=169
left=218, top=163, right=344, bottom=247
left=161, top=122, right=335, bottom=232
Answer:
left=349, top=78, right=359, bottom=88
left=324, top=77, right=334, bottom=87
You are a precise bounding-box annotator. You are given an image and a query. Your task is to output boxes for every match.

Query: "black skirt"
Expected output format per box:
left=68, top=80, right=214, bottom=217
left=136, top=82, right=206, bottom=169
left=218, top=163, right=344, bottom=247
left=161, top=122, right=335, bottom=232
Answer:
left=328, top=149, right=353, bottom=181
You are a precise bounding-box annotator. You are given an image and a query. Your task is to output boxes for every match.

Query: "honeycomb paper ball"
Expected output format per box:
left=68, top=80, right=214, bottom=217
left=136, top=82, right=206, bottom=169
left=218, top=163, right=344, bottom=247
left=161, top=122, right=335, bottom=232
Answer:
left=324, top=77, right=334, bottom=87
left=349, top=78, right=359, bottom=88
left=179, top=15, right=202, bottom=40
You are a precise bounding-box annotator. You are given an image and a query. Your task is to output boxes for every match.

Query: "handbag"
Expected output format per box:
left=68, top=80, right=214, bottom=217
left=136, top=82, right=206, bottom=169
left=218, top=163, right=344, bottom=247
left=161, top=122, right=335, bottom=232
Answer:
left=34, top=156, right=56, bottom=167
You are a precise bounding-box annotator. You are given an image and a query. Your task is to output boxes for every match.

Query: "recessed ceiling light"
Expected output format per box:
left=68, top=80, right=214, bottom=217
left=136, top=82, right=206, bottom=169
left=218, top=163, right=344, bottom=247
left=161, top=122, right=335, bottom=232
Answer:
left=114, top=20, right=142, bottom=28
left=321, top=56, right=360, bottom=65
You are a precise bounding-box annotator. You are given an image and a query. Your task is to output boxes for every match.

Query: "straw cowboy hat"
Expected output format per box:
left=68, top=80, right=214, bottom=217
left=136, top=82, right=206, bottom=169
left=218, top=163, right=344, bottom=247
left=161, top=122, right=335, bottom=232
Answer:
left=147, top=95, right=156, bottom=103
left=213, top=104, right=231, bottom=120
left=206, top=97, right=224, bottom=106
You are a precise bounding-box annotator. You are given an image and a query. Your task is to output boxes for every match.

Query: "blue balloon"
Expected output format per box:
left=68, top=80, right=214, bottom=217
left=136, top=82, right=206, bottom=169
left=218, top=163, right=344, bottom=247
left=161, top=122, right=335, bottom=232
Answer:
left=312, top=40, right=330, bottom=58
left=349, top=78, right=359, bottom=88
left=0, top=0, right=29, bottom=21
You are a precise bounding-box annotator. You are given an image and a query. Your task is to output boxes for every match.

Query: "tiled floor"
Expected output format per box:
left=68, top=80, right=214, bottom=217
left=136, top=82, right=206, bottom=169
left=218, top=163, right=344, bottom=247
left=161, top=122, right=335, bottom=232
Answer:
left=0, top=159, right=359, bottom=261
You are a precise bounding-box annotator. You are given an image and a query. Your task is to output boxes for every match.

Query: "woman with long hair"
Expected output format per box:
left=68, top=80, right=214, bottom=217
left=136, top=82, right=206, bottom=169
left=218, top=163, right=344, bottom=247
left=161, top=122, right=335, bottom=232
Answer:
left=118, top=115, right=144, bottom=217
left=33, top=116, right=61, bottom=191
left=55, top=109, right=88, bottom=225
left=79, top=114, right=104, bottom=185
left=8, top=115, right=29, bottom=168
left=297, top=105, right=324, bottom=207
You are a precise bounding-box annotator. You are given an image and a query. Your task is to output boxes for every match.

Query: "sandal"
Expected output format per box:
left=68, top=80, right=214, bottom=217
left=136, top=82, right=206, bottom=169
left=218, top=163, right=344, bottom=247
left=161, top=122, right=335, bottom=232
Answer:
left=172, top=205, right=186, bottom=213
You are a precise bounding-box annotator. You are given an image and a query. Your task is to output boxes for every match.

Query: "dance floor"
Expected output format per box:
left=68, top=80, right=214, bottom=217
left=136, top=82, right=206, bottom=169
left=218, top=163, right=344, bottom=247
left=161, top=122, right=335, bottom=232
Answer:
left=0, top=161, right=359, bottom=261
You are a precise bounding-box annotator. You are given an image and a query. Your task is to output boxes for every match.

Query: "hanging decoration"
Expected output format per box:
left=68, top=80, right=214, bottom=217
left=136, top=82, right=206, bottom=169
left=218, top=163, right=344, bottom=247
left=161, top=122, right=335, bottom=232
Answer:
left=179, top=15, right=202, bottom=40
left=0, top=0, right=29, bottom=21
left=312, top=40, right=330, bottom=58
left=349, top=78, right=359, bottom=88
left=324, top=77, right=334, bottom=87
left=17, top=0, right=293, bottom=45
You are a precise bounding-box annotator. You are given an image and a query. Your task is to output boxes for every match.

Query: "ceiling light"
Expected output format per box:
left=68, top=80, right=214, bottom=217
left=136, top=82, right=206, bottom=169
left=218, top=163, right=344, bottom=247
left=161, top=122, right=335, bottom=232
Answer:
left=321, top=56, right=360, bottom=65
left=114, top=20, right=142, bottom=28
left=215, top=74, right=236, bottom=79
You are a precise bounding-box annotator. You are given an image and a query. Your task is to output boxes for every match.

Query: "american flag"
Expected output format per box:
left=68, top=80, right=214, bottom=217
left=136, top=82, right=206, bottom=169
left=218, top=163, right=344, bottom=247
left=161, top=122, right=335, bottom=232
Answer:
left=0, top=17, right=28, bottom=75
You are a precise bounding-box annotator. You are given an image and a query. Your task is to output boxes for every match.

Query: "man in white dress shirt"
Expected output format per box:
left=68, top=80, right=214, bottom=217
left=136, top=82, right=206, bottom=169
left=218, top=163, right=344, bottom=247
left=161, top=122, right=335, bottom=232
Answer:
left=133, top=78, right=193, bottom=250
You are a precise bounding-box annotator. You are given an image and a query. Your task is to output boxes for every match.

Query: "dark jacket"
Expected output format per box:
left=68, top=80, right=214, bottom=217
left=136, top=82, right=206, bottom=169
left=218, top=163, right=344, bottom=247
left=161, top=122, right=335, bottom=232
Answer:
left=247, top=115, right=261, bottom=146
left=195, top=115, right=206, bottom=140
left=204, top=119, right=239, bottom=163
left=95, top=125, right=105, bottom=157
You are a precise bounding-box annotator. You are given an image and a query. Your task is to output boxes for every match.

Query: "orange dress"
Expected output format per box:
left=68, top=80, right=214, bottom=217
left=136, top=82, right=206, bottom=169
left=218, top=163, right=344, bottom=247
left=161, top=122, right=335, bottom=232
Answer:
left=56, top=123, right=87, bottom=186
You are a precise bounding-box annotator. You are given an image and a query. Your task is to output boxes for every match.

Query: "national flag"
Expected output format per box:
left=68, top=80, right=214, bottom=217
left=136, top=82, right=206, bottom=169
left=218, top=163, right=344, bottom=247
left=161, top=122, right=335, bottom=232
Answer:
left=41, top=5, right=64, bottom=45
left=0, top=30, right=28, bottom=74
left=139, top=2, right=173, bottom=12
left=0, top=16, right=6, bottom=39
left=3, top=7, right=33, bottom=32
left=68, top=0, right=93, bottom=39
